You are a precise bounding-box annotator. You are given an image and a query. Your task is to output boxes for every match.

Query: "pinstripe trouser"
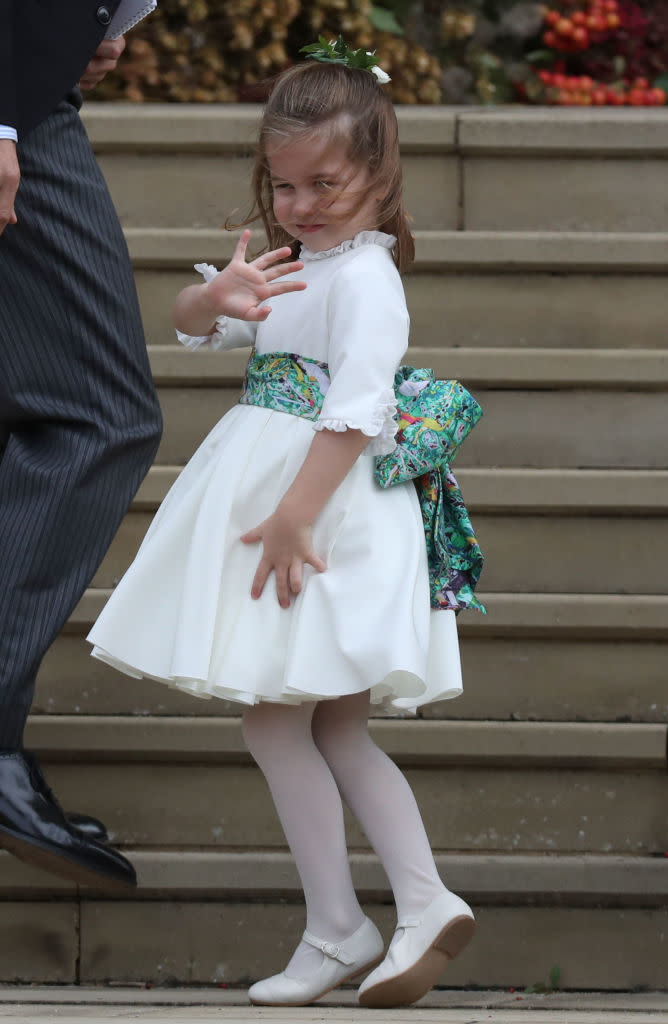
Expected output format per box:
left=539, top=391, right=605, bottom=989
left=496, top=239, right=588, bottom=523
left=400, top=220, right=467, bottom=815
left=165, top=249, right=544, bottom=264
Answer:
left=0, top=95, right=163, bottom=747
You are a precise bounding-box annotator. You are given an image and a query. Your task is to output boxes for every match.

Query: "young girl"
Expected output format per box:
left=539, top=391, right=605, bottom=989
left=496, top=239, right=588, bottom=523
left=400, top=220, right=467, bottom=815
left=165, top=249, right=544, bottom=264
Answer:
left=88, top=46, right=479, bottom=1008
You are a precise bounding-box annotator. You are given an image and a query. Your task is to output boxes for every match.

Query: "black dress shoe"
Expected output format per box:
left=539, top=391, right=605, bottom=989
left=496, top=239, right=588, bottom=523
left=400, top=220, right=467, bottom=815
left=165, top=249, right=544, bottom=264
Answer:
left=0, top=751, right=136, bottom=889
left=22, top=753, right=111, bottom=844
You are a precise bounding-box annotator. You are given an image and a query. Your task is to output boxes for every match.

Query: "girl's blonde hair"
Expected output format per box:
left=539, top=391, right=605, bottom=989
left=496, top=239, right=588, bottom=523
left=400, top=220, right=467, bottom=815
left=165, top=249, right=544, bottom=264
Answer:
left=240, top=61, right=415, bottom=273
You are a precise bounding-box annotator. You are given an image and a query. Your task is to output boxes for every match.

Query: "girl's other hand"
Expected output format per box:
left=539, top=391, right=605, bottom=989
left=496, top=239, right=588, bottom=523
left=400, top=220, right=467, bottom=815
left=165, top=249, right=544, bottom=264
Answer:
left=207, top=229, right=306, bottom=323
left=241, top=508, right=327, bottom=608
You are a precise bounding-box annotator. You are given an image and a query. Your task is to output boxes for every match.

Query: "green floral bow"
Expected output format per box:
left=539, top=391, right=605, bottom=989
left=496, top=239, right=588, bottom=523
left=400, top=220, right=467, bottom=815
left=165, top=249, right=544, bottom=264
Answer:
left=300, top=35, right=391, bottom=84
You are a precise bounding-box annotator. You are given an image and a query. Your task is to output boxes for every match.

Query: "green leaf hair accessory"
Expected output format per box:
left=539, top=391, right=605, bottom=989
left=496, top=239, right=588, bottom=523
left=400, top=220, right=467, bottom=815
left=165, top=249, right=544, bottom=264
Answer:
left=300, top=35, right=391, bottom=84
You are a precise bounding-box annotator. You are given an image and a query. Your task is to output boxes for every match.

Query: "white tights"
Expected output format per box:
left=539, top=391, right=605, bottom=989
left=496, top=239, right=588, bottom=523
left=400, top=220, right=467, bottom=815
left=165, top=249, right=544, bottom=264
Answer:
left=242, top=691, right=446, bottom=978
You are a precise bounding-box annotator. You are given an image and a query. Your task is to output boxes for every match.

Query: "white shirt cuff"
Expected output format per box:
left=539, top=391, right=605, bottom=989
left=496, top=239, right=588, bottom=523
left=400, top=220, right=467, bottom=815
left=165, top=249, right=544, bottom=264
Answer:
left=0, top=126, right=18, bottom=143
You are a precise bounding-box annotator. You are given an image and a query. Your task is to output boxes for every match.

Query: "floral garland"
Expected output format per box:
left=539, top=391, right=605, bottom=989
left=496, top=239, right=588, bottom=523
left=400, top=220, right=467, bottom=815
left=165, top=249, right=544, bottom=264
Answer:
left=300, top=35, right=391, bottom=84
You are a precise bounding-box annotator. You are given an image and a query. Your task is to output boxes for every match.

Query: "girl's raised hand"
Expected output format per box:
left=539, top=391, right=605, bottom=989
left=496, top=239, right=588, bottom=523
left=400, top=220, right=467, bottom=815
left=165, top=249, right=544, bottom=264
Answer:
left=207, top=229, right=306, bottom=322
left=241, top=508, right=327, bottom=609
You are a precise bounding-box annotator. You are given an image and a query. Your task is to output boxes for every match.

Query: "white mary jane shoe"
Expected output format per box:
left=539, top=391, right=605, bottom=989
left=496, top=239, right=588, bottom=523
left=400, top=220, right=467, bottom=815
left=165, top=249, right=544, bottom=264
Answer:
left=247, top=915, right=384, bottom=1007
left=358, top=889, right=475, bottom=1008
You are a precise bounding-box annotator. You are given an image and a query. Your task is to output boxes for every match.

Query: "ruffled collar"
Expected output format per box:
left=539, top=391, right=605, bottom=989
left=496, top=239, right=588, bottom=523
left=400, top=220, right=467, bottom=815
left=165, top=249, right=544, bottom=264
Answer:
left=299, top=230, right=397, bottom=263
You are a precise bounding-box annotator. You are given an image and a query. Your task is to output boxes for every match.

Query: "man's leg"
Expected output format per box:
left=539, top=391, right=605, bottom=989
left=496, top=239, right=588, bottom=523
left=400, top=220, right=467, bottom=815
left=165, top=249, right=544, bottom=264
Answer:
left=0, top=96, right=162, bottom=744
left=0, top=97, right=162, bottom=882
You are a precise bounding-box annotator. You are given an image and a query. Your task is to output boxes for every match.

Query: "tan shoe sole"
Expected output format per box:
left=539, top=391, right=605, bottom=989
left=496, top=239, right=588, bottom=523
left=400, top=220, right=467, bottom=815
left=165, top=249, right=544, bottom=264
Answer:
left=358, top=914, right=476, bottom=1009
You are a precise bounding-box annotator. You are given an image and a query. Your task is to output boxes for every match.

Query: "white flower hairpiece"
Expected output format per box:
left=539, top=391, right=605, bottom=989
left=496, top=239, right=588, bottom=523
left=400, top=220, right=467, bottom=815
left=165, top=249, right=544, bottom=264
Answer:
left=370, top=65, right=391, bottom=85
left=300, top=36, right=392, bottom=84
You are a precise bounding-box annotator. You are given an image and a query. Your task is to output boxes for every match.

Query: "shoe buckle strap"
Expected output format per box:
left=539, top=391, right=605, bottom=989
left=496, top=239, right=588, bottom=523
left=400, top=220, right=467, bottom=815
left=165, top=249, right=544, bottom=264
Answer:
left=302, top=930, right=355, bottom=965
left=397, top=916, right=421, bottom=929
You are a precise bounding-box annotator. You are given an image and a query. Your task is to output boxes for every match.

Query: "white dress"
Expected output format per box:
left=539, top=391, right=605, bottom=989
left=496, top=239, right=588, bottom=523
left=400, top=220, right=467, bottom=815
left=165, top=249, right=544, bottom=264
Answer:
left=88, top=231, right=463, bottom=713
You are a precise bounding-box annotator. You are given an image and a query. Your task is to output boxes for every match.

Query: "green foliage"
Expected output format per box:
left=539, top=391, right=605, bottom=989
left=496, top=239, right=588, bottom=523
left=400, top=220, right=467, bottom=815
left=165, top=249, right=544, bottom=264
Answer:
left=92, top=0, right=668, bottom=105
left=370, top=5, right=404, bottom=35
left=525, top=965, right=562, bottom=994
left=372, top=0, right=412, bottom=27
left=300, top=35, right=380, bottom=69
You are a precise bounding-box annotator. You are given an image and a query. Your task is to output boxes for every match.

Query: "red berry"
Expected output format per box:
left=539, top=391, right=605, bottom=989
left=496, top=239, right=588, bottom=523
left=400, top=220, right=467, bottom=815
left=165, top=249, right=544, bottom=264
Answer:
left=543, top=30, right=558, bottom=47
left=606, top=12, right=620, bottom=28
left=545, top=9, right=560, bottom=25
left=649, top=88, right=667, bottom=106
left=573, top=26, right=589, bottom=47
left=556, top=18, right=574, bottom=36
left=592, top=87, right=608, bottom=104
left=628, top=88, right=645, bottom=105
left=633, top=77, right=649, bottom=89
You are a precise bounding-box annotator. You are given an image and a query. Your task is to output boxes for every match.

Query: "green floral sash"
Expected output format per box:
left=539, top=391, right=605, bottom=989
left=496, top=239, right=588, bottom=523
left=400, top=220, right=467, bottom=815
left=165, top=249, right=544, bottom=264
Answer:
left=240, top=351, right=485, bottom=614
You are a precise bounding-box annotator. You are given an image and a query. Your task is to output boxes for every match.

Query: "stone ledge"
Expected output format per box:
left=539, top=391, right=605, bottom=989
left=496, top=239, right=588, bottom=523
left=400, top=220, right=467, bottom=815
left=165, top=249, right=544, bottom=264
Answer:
left=69, top=591, right=668, bottom=639
left=3, top=851, right=668, bottom=906
left=1, top=988, right=668, bottom=1013
left=82, top=103, right=668, bottom=156
left=133, top=468, right=668, bottom=515
left=126, top=228, right=668, bottom=271
left=22, top=716, right=668, bottom=769
left=458, top=107, right=668, bottom=155
left=146, top=345, right=668, bottom=390
left=82, top=103, right=458, bottom=153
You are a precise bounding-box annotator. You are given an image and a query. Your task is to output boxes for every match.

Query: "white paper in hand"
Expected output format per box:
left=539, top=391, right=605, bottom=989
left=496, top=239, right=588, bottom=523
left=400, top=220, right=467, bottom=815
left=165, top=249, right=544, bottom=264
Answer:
left=105, top=0, right=157, bottom=39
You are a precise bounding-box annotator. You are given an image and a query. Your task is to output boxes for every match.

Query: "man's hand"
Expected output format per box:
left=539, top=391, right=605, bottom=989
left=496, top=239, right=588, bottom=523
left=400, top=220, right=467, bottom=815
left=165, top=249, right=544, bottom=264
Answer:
left=79, top=37, right=126, bottom=90
left=0, top=139, right=20, bottom=236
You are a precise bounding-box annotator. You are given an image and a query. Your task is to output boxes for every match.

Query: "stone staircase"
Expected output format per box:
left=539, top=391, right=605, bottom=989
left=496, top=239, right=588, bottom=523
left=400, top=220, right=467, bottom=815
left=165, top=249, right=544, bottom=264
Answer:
left=2, top=105, right=667, bottom=989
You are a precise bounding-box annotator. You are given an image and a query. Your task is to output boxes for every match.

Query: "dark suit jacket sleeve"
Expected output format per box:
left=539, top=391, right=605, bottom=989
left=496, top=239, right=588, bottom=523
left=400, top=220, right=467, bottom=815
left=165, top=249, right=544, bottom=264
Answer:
left=0, top=2, right=18, bottom=130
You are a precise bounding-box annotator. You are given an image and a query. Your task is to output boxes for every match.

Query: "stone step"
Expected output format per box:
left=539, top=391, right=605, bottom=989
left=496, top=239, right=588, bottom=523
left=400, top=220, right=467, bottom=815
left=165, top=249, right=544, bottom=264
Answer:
left=132, top=230, right=668, bottom=350
left=18, top=717, right=668, bottom=854
left=458, top=110, right=668, bottom=233
left=4, top=752, right=667, bottom=849
left=143, top=344, right=668, bottom=471
left=139, top=266, right=668, bottom=352
left=146, top=345, right=668, bottom=388
left=24, top=715, right=667, bottom=767
left=128, top=227, right=668, bottom=271
left=68, top=589, right=668, bottom=640
left=133, top=467, right=668, bottom=515
left=3, top=889, right=668, bottom=989
left=91, top=505, right=668, bottom=595
left=86, top=105, right=461, bottom=234
left=4, top=849, right=668, bottom=906
left=1, top=991, right=668, bottom=1015
left=83, top=104, right=668, bottom=233
left=151, top=386, right=668, bottom=470
left=35, top=631, right=668, bottom=723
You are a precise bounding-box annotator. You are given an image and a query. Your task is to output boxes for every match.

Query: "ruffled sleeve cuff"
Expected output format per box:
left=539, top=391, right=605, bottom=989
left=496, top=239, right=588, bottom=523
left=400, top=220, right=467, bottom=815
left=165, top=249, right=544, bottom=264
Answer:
left=175, top=263, right=230, bottom=351
left=314, top=386, right=398, bottom=457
